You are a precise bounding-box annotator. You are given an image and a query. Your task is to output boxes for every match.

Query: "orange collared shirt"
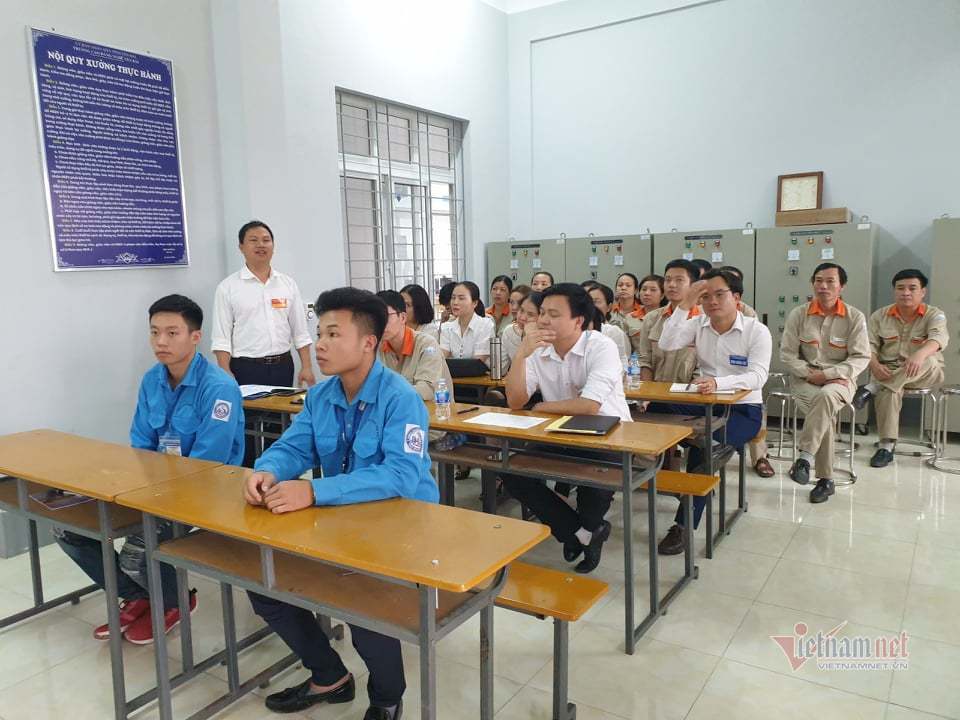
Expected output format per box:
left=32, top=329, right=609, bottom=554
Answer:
left=384, top=326, right=416, bottom=357
left=662, top=303, right=702, bottom=319
left=486, top=304, right=511, bottom=319
left=612, top=302, right=646, bottom=319
left=887, top=303, right=927, bottom=321
left=807, top=298, right=848, bottom=318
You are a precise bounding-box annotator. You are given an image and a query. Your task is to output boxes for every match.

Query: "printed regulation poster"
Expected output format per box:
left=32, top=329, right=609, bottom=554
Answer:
left=30, top=29, right=189, bottom=270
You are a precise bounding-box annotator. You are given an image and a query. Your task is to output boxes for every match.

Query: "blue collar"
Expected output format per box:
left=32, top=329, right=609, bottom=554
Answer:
left=156, top=352, right=204, bottom=391
left=328, top=359, right=384, bottom=409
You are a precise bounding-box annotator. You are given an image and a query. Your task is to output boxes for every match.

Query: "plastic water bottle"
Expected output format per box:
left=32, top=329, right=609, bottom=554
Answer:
left=435, top=379, right=451, bottom=420
left=626, top=353, right=642, bottom=391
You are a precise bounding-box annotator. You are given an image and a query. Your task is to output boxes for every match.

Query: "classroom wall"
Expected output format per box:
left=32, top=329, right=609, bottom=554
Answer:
left=507, top=0, right=960, bottom=299
left=211, top=0, right=511, bottom=304
left=0, top=0, right=227, bottom=442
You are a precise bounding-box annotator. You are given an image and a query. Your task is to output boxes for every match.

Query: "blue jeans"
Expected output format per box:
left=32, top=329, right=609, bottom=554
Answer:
left=55, top=523, right=180, bottom=610
left=649, top=403, right=763, bottom=529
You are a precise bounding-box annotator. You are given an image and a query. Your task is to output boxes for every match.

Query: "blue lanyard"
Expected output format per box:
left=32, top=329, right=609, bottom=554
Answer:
left=335, top=401, right=368, bottom=474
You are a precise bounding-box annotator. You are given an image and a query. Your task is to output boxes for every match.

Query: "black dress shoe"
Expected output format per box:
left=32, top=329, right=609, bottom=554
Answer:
left=789, top=458, right=810, bottom=486
left=810, top=478, right=835, bottom=504
left=870, top=448, right=894, bottom=468
left=265, top=675, right=355, bottom=713
left=575, top=521, right=611, bottom=573
left=563, top=538, right=583, bottom=562
left=364, top=700, right=402, bottom=720
left=657, top=524, right=686, bottom=556
left=852, top=385, right=873, bottom=411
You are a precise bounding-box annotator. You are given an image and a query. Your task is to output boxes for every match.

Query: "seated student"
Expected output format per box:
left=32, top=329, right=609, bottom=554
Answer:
left=609, top=272, right=647, bottom=354
left=531, top=270, right=554, bottom=292
left=654, top=271, right=771, bottom=554
left=377, top=290, right=450, bottom=400
left=586, top=282, right=631, bottom=367
left=637, top=259, right=700, bottom=389
left=243, top=287, right=434, bottom=719
left=718, top=265, right=774, bottom=477
left=437, top=281, right=457, bottom=327
left=56, top=295, right=244, bottom=644
left=400, top=283, right=438, bottom=338
left=501, top=283, right=631, bottom=573
left=500, top=285, right=534, bottom=372
left=691, top=258, right=712, bottom=278
left=783, top=263, right=870, bottom=503
left=854, top=269, right=948, bottom=467
left=486, top=275, right=514, bottom=336
left=638, top=274, right=668, bottom=314
left=439, top=281, right=495, bottom=366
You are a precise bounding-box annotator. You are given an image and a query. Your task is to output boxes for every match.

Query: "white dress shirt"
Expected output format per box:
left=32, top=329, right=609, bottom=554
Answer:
left=601, top=323, right=630, bottom=368
left=211, top=265, right=312, bottom=358
left=525, top=330, right=632, bottom=421
left=658, top=310, right=772, bottom=404
left=439, top=314, right=495, bottom=359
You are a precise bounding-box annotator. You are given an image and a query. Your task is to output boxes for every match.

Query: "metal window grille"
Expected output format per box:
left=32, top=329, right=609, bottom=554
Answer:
left=337, top=90, right=466, bottom=300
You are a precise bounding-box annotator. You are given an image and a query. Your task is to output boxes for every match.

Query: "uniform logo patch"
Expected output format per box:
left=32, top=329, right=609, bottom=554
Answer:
left=424, top=346, right=437, bottom=354
left=212, top=400, right=233, bottom=422
left=404, top=424, right=424, bottom=456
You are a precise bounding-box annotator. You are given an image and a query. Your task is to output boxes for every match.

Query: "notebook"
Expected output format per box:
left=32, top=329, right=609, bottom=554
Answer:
left=240, top=385, right=306, bottom=400
left=544, top=414, right=620, bottom=436
left=668, top=383, right=737, bottom=394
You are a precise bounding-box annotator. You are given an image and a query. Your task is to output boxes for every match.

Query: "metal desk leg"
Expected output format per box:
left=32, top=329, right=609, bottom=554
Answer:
left=738, top=450, right=748, bottom=513
left=705, top=491, right=714, bottom=560
left=173, top=523, right=194, bottom=673
left=704, top=406, right=714, bottom=476
left=480, top=603, right=494, bottom=720
left=28, top=520, right=43, bottom=605
left=143, top=513, right=174, bottom=720
left=552, top=619, right=575, bottom=720
left=682, top=495, right=696, bottom=581
left=481, top=470, right=497, bottom=515
left=220, top=583, right=240, bottom=692
left=626, top=451, right=641, bottom=655
left=419, top=585, right=438, bottom=720
left=98, top=500, right=127, bottom=720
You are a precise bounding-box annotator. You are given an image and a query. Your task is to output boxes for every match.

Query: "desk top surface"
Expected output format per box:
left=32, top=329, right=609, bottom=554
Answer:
left=0, top=430, right=221, bottom=501
left=451, top=375, right=504, bottom=388
left=115, top=465, right=549, bottom=592
left=243, top=394, right=306, bottom=414
left=624, top=381, right=750, bottom=406
left=428, top=403, right=690, bottom=455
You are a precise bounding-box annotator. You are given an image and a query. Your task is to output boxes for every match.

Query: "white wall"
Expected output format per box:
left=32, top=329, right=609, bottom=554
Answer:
left=211, top=0, right=510, bottom=302
left=0, top=0, right=226, bottom=441
left=508, top=0, right=960, bottom=292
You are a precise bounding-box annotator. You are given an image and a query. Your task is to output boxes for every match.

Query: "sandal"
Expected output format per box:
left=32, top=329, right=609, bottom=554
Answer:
left=754, top=457, right=776, bottom=478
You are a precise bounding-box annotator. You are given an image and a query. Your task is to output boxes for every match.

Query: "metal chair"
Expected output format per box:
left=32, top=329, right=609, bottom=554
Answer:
left=791, top=395, right=857, bottom=486
left=765, top=373, right=793, bottom=460
left=873, top=387, right=938, bottom=458
left=927, top=384, right=960, bottom=474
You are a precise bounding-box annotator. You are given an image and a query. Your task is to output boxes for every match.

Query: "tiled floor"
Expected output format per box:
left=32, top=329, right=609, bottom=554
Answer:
left=1, top=429, right=959, bottom=719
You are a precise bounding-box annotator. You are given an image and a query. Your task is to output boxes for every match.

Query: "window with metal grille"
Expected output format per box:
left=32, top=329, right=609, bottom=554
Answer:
left=337, top=90, right=466, bottom=301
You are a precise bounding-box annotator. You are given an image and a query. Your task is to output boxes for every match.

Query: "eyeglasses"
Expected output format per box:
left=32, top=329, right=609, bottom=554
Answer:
left=386, top=310, right=400, bottom=318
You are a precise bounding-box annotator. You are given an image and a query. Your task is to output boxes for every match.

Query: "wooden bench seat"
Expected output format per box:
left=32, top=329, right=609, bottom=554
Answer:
left=643, top=469, right=721, bottom=562
left=631, top=411, right=727, bottom=438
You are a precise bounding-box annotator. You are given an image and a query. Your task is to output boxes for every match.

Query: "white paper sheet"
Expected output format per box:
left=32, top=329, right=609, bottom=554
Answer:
left=668, top=383, right=737, bottom=394
left=462, top=412, right=550, bottom=429
left=240, top=384, right=301, bottom=398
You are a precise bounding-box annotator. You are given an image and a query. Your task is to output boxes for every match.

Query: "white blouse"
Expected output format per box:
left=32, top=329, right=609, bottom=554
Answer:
left=439, top=314, right=495, bottom=359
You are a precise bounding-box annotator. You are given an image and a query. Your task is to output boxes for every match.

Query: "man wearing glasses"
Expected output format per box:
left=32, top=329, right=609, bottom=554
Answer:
left=654, top=269, right=771, bottom=554
left=782, top=263, right=870, bottom=503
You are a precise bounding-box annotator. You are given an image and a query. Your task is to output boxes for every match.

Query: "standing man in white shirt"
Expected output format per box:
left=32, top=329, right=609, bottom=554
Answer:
left=502, top=283, right=632, bottom=573
left=654, top=269, right=772, bottom=554
left=211, top=220, right=316, bottom=465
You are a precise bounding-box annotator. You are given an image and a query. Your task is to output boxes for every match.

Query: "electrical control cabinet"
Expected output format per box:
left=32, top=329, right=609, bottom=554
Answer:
left=755, top=222, right=877, bottom=380
left=563, top=233, right=652, bottom=288
left=652, top=228, right=757, bottom=304
left=486, top=239, right=566, bottom=287
left=930, top=217, right=960, bottom=431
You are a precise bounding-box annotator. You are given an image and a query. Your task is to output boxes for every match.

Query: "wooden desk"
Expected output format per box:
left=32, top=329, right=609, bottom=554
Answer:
left=242, top=394, right=305, bottom=415
left=0, top=429, right=224, bottom=720
left=626, top=381, right=752, bottom=534
left=242, top=395, right=305, bottom=459
left=115, top=465, right=549, bottom=720
left=427, top=402, right=692, bottom=654
left=452, top=374, right=505, bottom=389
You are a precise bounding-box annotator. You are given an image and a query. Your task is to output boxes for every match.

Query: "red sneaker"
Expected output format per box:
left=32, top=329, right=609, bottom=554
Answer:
left=93, top=598, right=151, bottom=640
left=123, top=591, right=198, bottom=645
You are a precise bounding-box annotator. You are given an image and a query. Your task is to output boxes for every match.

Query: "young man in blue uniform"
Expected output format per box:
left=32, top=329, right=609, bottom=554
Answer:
left=244, top=287, right=435, bottom=720
left=56, top=294, right=244, bottom=644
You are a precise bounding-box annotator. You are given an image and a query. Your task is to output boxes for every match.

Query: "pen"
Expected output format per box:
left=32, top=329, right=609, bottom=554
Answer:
left=456, top=406, right=480, bottom=415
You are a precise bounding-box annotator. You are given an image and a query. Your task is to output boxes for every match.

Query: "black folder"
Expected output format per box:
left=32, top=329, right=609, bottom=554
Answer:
left=544, top=414, right=620, bottom=436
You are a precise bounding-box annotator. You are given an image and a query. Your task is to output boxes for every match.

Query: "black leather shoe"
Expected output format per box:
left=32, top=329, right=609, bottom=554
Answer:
left=870, top=448, right=894, bottom=468
left=789, top=458, right=811, bottom=486
left=810, top=478, right=835, bottom=504
left=364, top=700, right=403, bottom=720
left=265, top=675, right=355, bottom=713
left=563, top=538, right=583, bottom=562
left=575, top=521, right=611, bottom=573
left=852, top=385, right=873, bottom=411
left=657, top=524, right=686, bottom=556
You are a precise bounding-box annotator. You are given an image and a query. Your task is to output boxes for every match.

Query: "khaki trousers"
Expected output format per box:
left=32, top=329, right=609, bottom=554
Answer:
left=792, top=380, right=855, bottom=479
left=873, top=362, right=943, bottom=441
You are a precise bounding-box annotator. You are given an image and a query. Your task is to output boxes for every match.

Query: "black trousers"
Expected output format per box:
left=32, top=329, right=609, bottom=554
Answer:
left=247, top=592, right=405, bottom=706
left=501, top=445, right=616, bottom=544
left=230, top=353, right=295, bottom=467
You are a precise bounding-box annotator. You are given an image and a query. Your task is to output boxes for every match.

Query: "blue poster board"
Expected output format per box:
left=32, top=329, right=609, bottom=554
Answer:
left=29, top=29, right=189, bottom=270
